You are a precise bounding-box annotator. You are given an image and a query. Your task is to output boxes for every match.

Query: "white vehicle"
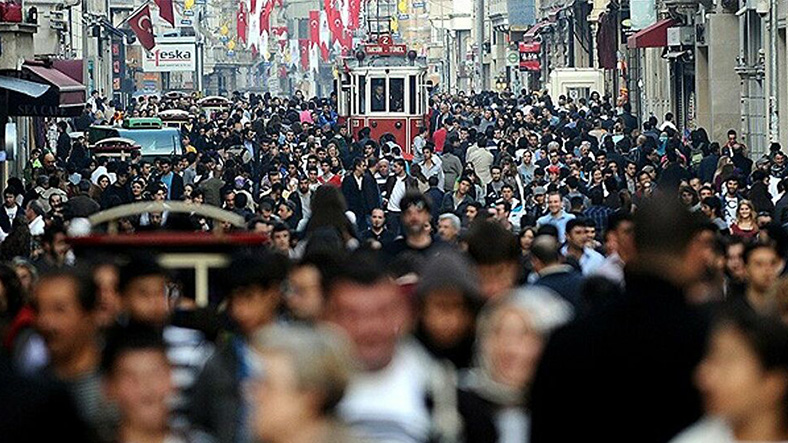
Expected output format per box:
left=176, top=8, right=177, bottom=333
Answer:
left=547, top=68, right=605, bottom=101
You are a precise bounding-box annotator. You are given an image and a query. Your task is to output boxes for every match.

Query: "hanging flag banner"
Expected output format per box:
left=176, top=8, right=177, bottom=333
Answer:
left=348, top=0, right=360, bottom=29
left=309, top=10, right=320, bottom=48
left=260, top=0, right=273, bottom=34
left=128, top=4, right=156, bottom=51
left=299, top=38, right=310, bottom=70
left=309, top=40, right=319, bottom=72
left=154, top=0, right=175, bottom=26
left=319, top=10, right=330, bottom=60
left=519, top=42, right=541, bottom=71
left=237, top=3, right=248, bottom=44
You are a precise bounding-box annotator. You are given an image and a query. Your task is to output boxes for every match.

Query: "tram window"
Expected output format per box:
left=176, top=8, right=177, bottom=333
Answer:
left=371, top=78, right=386, bottom=112
left=409, top=75, right=417, bottom=114
left=390, top=78, right=404, bottom=113
left=358, top=75, right=366, bottom=115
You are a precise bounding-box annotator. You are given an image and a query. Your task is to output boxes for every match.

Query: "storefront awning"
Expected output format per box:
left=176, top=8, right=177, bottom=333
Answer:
left=0, top=61, right=86, bottom=117
left=0, top=75, right=50, bottom=98
left=22, top=62, right=86, bottom=116
left=524, top=21, right=552, bottom=40
left=627, top=18, right=677, bottom=49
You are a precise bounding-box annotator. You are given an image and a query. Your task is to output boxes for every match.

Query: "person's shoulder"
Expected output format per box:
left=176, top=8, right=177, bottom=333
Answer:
left=669, top=418, right=733, bottom=443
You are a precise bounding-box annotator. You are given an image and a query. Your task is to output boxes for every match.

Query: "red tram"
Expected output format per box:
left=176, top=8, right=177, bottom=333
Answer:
left=335, top=35, right=430, bottom=159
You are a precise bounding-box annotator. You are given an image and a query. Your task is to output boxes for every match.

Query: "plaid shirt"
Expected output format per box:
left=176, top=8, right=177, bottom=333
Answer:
left=584, top=205, right=615, bottom=234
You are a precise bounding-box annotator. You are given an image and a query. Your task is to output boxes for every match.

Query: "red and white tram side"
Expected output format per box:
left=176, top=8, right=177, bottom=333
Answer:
left=336, top=46, right=430, bottom=159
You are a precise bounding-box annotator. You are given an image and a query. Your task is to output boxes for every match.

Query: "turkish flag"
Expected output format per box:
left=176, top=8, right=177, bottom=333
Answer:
left=339, top=27, right=353, bottom=54
left=325, top=0, right=342, bottom=41
left=348, top=0, right=360, bottom=29
left=237, top=2, right=248, bottom=44
left=309, top=10, right=319, bottom=48
left=154, top=0, right=174, bottom=27
left=299, top=39, right=310, bottom=70
left=330, top=16, right=344, bottom=43
left=250, top=0, right=257, bottom=16
left=260, top=0, right=274, bottom=34
left=129, top=4, right=156, bottom=51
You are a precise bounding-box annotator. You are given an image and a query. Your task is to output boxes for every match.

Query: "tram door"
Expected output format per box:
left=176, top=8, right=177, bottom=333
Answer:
left=335, top=73, right=352, bottom=122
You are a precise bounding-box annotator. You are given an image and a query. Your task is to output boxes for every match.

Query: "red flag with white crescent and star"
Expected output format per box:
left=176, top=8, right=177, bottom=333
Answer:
left=129, top=4, right=156, bottom=51
left=348, top=0, right=360, bottom=29
left=309, top=10, right=319, bottom=49
left=299, top=38, right=310, bottom=70
left=260, top=0, right=274, bottom=34
left=339, top=26, right=353, bottom=54
left=154, top=0, right=175, bottom=26
left=237, top=2, right=248, bottom=44
left=325, top=0, right=342, bottom=42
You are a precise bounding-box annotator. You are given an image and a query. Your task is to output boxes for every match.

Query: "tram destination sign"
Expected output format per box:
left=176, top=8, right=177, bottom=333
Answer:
left=364, top=35, right=407, bottom=56
left=364, top=43, right=407, bottom=55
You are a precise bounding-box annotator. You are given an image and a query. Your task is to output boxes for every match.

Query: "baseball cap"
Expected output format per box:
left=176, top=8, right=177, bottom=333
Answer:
left=534, top=186, right=547, bottom=195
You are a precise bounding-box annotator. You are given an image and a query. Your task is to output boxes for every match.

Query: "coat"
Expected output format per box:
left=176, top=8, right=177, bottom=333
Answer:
left=529, top=272, right=710, bottom=443
left=0, top=205, right=20, bottom=233
left=776, top=192, right=788, bottom=227
left=441, top=153, right=463, bottom=192
left=189, top=339, right=243, bottom=443
left=466, top=145, right=494, bottom=186
left=342, top=172, right=381, bottom=227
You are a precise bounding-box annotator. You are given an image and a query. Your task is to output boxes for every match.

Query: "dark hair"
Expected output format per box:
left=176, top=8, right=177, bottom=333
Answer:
left=744, top=240, right=779, bottom=265
left=100, top=323, right=167, bottom=374
left=634, top=195, right=704, bottom=257
left=713, top=307, right=788, bottom=386
left=566, top=217, right=589, bottom=233
left=0, top=264, right=23, bottom=320
left=465, top=221, right=520, bottom=265
left=305, top=185, right=354, bottom=239
left=118, top=252, right=168, bottom=293
left=323, top=249, right=387, bottom=296
left=400, top=192, right=432, bottom=214
left=36, top=269, right=97, bottom=312
left=223, top=251, right=290, bottom=295
left=701, top=197, right=724, bottom=219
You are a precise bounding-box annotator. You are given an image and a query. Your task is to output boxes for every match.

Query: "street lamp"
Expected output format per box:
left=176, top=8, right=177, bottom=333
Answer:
left=495, top=76, right=507, bottom=91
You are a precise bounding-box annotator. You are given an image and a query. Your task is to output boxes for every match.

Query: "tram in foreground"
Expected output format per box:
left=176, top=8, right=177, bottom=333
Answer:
left=335, top=35, right=430, bottom=159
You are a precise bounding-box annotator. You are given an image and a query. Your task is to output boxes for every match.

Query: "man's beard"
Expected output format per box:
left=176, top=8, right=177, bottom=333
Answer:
left=405, top=221, right=424, bottom=236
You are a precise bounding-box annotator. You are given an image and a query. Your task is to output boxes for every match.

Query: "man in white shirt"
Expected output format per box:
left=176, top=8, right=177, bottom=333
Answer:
left=324, top=252, right=460, bottom=443
left=537, top=192, right=576, bottom=243
left=26, top=200, right=46, bottom=236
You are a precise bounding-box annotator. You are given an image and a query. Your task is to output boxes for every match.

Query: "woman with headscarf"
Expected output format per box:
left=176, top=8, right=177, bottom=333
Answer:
left=458, top=287, right=573, bottom=443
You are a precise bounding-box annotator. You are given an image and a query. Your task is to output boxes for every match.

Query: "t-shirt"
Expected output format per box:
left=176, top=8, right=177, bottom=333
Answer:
left=722, top=195, right=739, bottom=227
left=536, top=212, right=576, bottom=243
left=388, top=177, right=407, bottom=212
left=338, top=342, right=433, bottom=443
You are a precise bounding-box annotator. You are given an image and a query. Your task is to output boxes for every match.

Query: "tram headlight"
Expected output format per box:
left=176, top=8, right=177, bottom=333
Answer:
left=407, top=50, right=417, bottom=62
left=355, top=50, right=366, bottom=63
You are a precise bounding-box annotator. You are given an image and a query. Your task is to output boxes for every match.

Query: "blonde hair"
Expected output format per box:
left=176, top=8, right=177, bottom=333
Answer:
left=252, top=325, right=357, bottom=413
left=736, top=199, right=755, bottom=224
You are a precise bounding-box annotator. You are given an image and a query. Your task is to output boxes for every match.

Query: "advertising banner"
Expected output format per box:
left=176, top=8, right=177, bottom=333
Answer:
left=142, top=42, right=196, bottom=72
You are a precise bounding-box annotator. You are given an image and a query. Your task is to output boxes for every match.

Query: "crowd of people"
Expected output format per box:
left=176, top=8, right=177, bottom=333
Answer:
left=2, top=87, right=788, bottom=442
